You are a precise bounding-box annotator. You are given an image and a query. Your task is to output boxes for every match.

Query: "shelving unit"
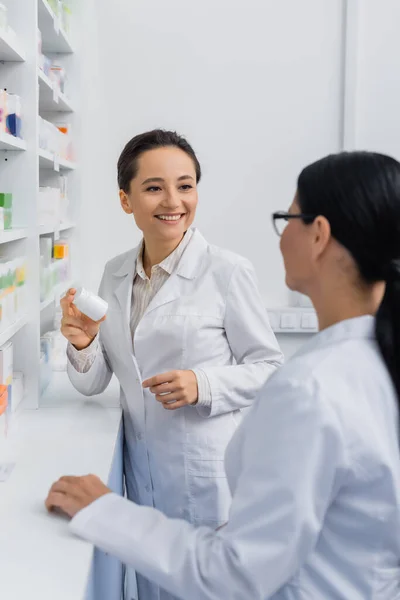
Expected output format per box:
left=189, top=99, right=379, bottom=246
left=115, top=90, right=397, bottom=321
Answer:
left=0, top=314, right=29, bottom=348
left=0, top=0, right=80, bottom=411
left=40, top=279, right=73, bottom=312
left=38, top=69, right=74, bottom=112
left=38, top=147, right=76, bottom=171
left=0, top=132, right=27, bottom=151
left=0, top=228, right=28, bottom=243
left=39, top=221, right=75, bottom=236
left=0, top=28, right=25, bottom=61
left=38, top=0, right=73, bottom=54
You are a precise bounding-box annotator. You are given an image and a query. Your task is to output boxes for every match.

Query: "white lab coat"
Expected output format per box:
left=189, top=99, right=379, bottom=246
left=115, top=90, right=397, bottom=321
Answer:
left=71, top=316, right=400, bottom=600
left=68, top=229, right=283, bottom=600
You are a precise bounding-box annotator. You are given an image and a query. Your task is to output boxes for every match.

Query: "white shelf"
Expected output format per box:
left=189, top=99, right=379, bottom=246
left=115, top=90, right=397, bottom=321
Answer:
left=0, top=0, right=80, bottom=409
left=0, top=28, right=25, bottom=61
left=38, top=148, right=76, bottom=171
left=39, top=222, right=76, bottom=236
left=38, top=0, right=73, bottom=53
left=38, top=69, right=74, bottom=113
left=0, top=228, right=28, bottom=243
left=0, top=314, right=28, bottom=347
left=0, top=133, right=27, bottom=151
left=40, top=295, right=54, bottom=311
left=40, top=280, right=73, bottom=311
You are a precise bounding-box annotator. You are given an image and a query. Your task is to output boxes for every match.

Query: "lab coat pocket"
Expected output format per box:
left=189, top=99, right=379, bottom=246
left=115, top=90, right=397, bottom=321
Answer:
left=185, top=434, right=231, bottom=526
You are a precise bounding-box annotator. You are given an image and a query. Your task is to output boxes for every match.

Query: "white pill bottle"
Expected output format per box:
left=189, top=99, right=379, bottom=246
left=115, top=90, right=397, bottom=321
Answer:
left=73, top=287, right=108, bottom=321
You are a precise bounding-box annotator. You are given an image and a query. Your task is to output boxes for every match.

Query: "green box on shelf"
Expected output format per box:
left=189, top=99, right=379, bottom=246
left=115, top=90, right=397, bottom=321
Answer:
left=0, top=194, right=12, bottom=230
left=0, top=193, right=12, bottom=209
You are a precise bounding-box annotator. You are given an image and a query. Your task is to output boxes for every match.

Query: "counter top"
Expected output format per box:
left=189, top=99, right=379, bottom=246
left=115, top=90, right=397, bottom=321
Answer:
left=0, top=383, right=122, bottom=600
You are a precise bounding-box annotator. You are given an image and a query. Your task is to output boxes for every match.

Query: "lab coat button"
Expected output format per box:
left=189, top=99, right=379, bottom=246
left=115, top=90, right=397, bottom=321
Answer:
left=145, top=484, right=151, bottom=493
left=136, top=432, right=142, bottom=441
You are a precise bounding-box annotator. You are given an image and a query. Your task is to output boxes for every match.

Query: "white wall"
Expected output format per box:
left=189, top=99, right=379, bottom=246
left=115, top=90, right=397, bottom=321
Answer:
left=80, top=0, right=344, bottom=303
left=354, top=0, right=400, bottom=158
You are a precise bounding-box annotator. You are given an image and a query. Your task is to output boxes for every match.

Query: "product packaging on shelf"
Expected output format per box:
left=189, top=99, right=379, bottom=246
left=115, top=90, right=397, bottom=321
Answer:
left=0, top=89, right=7, bottom=133
left=42, top=309, right=68, bottom=372
left=0, top=257, right=27, bottom=331
left=38, top=117, right=73, bottom=162
left=53, top=240, right=69, bottom=259
left=0, top=384, right=7, bottom=443
left=0, top=341, right=13, bottom=436
left=15, top=258, right=26, bottom=319
left=62, top=2, right=72, bottom=33
left=0, top=193, right=12, bottom=229
left=5, top=93, right=22, bottom=138
left=38, top=186, right=61, bottom=228
left=50, top=65, right=66, bottom=95
left=59, top=175, right=69, bottom=223
left=12, top=371, right=24, bottom=414
left=0, top=3, right=7, bottom=32
left=0, top=90, right=23, bottom=140
left=56, top=123, right=73, bottom=161
left=40, top=238, right=70, bottom=303
left=40, top=337, right=52, bottom=394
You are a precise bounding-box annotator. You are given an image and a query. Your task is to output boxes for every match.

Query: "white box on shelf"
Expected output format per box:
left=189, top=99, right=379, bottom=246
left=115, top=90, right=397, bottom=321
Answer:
left=11, top=371, right=23, bottom=413
left=0, top=341, right=12, bottom=416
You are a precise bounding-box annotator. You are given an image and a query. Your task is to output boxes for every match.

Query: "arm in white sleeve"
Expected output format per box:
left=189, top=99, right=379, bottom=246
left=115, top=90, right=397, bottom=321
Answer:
left=67, top=333, right=112, bottom=396
left=197, top=259, right=283, bottom=417
left=70, top=378, right=346, bottom=600
left=191, top=369, right=212, bottom=408
left=67, top=336, right=99, bottom=373
left=67, top=271, right=113, bottom=396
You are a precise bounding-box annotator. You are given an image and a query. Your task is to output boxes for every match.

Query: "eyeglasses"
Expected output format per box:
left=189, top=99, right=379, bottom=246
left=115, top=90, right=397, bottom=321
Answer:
left=272, top=211, right=317, bottom=236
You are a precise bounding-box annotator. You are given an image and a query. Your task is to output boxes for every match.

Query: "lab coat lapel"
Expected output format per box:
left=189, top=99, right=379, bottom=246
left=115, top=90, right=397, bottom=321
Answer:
left=143, top=229, right=208, bottom=317
left=112, top=246, right=140, bottom=355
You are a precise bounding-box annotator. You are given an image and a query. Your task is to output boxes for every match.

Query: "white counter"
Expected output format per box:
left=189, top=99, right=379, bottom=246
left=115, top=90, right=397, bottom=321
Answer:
left=0, top=381, right=123, bottom=600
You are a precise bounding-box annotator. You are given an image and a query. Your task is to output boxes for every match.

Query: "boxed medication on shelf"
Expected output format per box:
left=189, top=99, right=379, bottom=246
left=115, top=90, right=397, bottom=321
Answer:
left=12, top=371, right=24, bottom=414
left=40, top=236, right=53, bottom=267
left=39, top=186, right=61, bottom=227
left=39, top=117, right=74, bottom=162
left=42, top=309, right=68, bottom=372
left=6, top=94, right=22, bottom=138
left=0, top=384, right=7, bottom=442
left=40, top=337, right=52, bottom=394
left=54, top=240, right=69, bottom=259
left=62, top=2, right=72, bottom=34
left=0, top=258, right=27, bottom=332
left=39, top=181, right=70, bottom=229
left=56, top=123, right=73, bottom=161
left=0, top=193, right=13, bottom=230
left=0, top=3, right=7, bottom=32
left=0, top=90, right=23, bottom=139
left=0, top=341, right=12, bottom=421
left=50, top=65, right=66, bottom=95
left=40, top=255, right=70, bottom=302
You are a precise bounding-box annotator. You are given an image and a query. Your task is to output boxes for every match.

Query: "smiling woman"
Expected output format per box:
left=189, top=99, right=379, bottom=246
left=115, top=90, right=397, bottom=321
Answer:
left=57, top=129, right=283, bottom=600
left=117, top=131, right=201, bottom=274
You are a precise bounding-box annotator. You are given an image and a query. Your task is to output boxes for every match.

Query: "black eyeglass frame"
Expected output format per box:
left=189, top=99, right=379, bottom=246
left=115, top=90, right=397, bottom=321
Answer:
left=272, top=211, right=317, bottom=236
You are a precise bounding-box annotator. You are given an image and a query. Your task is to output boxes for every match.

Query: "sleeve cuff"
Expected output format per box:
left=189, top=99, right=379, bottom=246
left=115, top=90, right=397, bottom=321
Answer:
left=192, top=368, right=212, bottom=408
left=67, top=336, right=99, bottom=373
left=70, top=492, right=118, bottom=537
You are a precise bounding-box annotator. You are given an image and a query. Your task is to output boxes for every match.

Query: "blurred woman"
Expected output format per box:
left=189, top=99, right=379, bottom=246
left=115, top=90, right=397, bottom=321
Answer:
left=48, top=150, right=400, bottom=599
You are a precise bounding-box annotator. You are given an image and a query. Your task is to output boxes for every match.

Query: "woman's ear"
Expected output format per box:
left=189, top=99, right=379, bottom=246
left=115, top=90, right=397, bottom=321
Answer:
left=119, top=189, right=133, bottom=215
left=310, top=215, right=332, bottom=263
